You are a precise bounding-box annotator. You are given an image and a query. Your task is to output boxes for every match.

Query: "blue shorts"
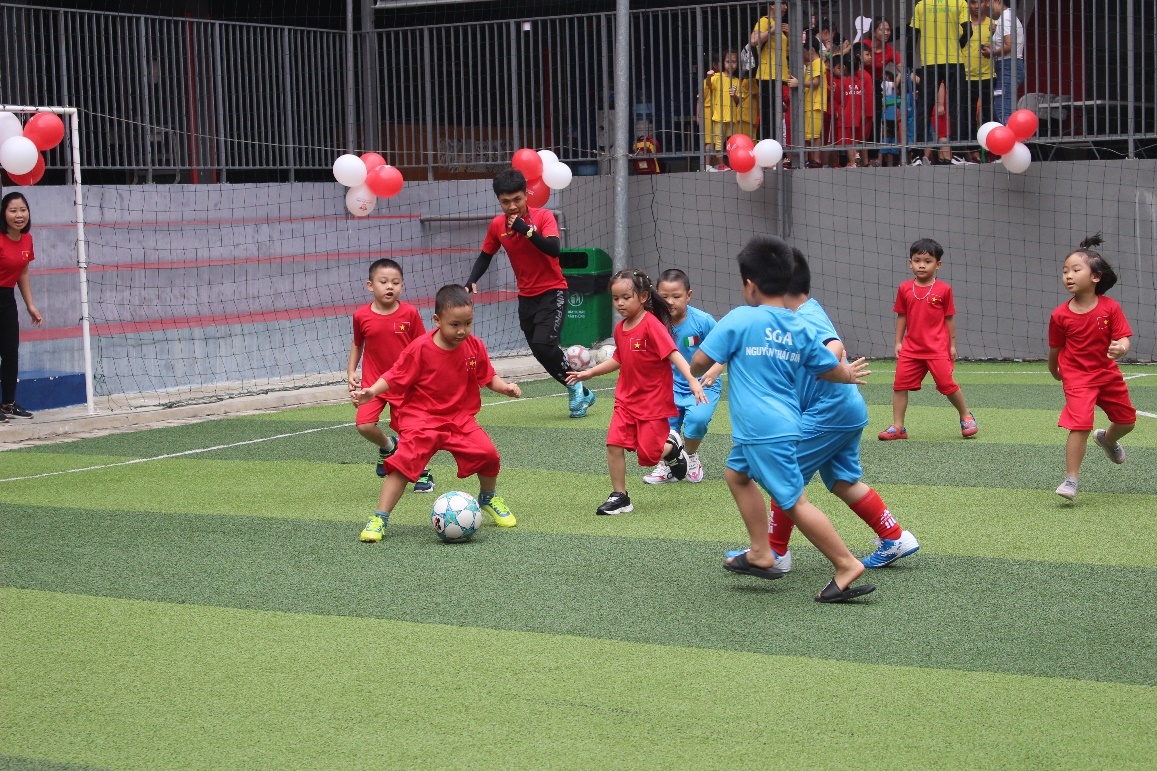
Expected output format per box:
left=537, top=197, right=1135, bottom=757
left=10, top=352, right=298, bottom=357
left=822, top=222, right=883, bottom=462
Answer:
left=797, top=428, right=864, bottom=491
left=726, top=439, right=805, bottom=509
left=669, top=388, right=722, bottom=440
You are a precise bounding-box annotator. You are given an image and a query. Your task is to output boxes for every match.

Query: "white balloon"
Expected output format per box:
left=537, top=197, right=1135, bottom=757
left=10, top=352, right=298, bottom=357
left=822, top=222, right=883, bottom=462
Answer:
left=0, top=136, right=39, bottom=175
left=537, top=149, right=559, bottom=166
left=332, top=154, right=367, bottom=187
left=0, top=112, right=23, bottom=146
left=977, top=121, right=1003, bottom=151
left=753, top=139, right=784, bottom=168
left=345, top=184, right=377, bottom=217
left=1001, top=142, right=1032, bottom=173
left=541, top=161, right=573, bottom=190
left=736, top=166, right=765, bottom=192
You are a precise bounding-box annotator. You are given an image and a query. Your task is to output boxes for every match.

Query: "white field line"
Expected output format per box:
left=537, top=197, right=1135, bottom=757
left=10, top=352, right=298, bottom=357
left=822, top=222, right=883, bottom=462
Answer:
left=0, top=386, right=618, bottom=484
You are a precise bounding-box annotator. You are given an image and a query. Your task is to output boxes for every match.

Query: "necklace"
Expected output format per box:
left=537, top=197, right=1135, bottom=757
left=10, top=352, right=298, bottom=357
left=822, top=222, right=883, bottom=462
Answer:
left=912, top=281, right=935, bottom=301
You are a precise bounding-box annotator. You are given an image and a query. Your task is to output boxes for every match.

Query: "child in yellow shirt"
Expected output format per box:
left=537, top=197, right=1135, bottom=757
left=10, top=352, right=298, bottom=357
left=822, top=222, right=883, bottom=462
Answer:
left=802, top=38, right=829, bottom=168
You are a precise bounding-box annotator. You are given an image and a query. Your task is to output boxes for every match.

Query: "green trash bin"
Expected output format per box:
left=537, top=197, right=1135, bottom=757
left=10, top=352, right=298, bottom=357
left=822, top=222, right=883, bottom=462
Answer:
left=559, top=247, right=613, bottom=348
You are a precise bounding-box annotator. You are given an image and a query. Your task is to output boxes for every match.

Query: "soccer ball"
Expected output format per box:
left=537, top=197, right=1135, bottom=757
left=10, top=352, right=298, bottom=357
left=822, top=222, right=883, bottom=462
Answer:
left=593, top=344, right=616, bottom=365
left=431, top=491, right=482, bottom=543
left=565, top=344, right=592, bottom=371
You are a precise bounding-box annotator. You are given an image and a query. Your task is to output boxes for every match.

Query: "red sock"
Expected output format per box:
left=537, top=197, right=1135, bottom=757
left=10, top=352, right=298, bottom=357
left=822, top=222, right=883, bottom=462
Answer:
left=850, top=487, right=902, bottom=541
left=767, top=501, right=794, bottom=555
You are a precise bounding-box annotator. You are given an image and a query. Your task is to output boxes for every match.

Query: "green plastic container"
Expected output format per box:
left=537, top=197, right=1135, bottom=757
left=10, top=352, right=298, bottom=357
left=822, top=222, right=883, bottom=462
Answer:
left=559, top=247, right=613, bottom=347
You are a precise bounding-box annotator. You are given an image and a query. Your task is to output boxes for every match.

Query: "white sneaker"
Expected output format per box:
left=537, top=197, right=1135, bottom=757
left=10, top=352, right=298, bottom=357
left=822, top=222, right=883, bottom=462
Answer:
left=861, top=530, right=920, bottom=568
left=911, top=157, right=925, bottom=166
left=685, top=452, right=704, bottom=483
left=643, top=461, right=676, bottom=485
left=1056, top=477, right=1078, bottom=500
left=1094, top=429, right=1126, bottom=464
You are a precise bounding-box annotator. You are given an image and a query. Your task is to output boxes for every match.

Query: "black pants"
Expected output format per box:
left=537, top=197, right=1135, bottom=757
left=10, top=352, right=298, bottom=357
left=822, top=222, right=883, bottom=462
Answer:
left=962, top=78, right=994, bottom=145
left=915, top=63, right=965, bottom=144
left=0, top=287, right=19, bottom=405
left=518, top=289, right=569, bottom=385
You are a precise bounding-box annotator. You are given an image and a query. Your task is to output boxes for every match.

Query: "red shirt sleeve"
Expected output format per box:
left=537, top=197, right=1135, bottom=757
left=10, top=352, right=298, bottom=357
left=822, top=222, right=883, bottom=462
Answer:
left=1108, top=300, right=1133, bottom=339
left=893, top=283, right=909, bottom=315
left=352, top=310, right=365, bottom=347
left=649, top=313, right=677, bottom=360
left=531, top=207, right=560, bottom=238
left=942, top=283, right=956, bottom=316
left=1048, top=307, right=1066, bottom=349
left=472, top=337, right=497, bottom=387
left=382, top=337, right=422, bottom=396
left=481, top=215, right=504, bottom=255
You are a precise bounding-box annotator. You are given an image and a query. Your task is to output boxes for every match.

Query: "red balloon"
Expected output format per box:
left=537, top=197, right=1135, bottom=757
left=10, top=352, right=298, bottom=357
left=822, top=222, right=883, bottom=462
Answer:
left=512, top=148, right=544, bottom=181
left=726, top=133, right=754, bottom=154
left=729, top=147, right=756, bottom=173
left=1006, top=109, right=1039, bottom=141
left=365, top=164, right=404, bottom=198
left=361, top=152, right=387, bottom=172
left=986, top=125, right=1017, bottom=156
left=7, top=153, right=45, bottom=185
left=526, top=178, right=550, bottom=207
left=23, top=113, right=65, bottom=152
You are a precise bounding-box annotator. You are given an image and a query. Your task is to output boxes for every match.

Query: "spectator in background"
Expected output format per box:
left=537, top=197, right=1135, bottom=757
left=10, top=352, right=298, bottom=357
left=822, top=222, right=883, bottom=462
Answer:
left=831, top=54, right=873, bottom=168
left=750, top=2, right=798, bottom=149
left=909, top=0, right=972, bottom=165
left=695, top=54, right=720, bottom=170
left=863, top=17, right=900, bottom=167
left=0, top=192, right=44, bottom=422
left=818, top=19, right=851, bottom=61
left=989, top=0, right=1025, bottom=124
left=802, top=37, right=829, bottom=168
left=706, top=50, right=743, bottom=171
left=961, top=0, right=995, bottom=163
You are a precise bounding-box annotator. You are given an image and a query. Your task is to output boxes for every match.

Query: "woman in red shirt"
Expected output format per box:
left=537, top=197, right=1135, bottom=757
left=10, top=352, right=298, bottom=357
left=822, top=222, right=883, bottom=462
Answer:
left=0, top=192, right=44, bottom=421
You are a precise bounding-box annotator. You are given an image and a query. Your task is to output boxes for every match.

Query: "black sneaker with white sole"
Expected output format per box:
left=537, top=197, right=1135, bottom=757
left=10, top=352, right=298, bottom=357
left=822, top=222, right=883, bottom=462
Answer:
left=596, top=491, right=633, bottom=515
left=662, top=430, right=688, bottom=480
left=1, top=403, right=32, bottom=418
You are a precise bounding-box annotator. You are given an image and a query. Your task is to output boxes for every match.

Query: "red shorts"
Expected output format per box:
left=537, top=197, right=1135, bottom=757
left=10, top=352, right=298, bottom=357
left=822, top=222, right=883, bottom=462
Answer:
left=834, top=124, right=866, bottom=145
left=1060, top=376, right=1137, bottom=431
left=385, top=423, right=500, bottom=482
left=607, top=407, right=672, bottom=467
left=893, top=356, right=960, bottom=395
left=355, top=393, right=394, bottom=427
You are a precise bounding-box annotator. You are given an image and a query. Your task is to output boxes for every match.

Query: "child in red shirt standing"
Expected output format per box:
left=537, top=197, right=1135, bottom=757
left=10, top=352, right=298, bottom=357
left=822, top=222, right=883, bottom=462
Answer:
left=830, top=54, right=873, bottom=168
left=347, top=258, right=429, bottom=487
left=353, top=285, right=523, bottom=542
left=568, top=269, right=706, bottom=515
left=879, top=238, right=978, bottom=441
left=1048, top=235, right=1136, bottom=501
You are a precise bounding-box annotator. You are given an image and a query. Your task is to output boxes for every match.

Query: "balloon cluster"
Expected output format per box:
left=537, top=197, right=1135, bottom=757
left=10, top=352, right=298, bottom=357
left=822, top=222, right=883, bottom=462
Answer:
left=0, top=111, right=66, bottom=186
left=725, top=134, right=784, bottom=192
left=977, top=109, right=1039, bottom=174
left=511, top=148, right=574, bottom=207
left=333, top=153, right=405, bottom=217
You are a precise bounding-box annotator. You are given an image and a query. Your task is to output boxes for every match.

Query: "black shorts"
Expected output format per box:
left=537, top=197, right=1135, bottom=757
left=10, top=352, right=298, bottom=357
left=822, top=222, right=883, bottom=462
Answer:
left=517, top=289, right=567, bottom=348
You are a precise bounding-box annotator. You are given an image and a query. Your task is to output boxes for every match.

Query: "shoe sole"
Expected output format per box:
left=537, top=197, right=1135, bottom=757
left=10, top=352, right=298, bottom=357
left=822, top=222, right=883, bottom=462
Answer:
left=685, top=474, right=704, bottom=483
left=596, top=504, right=633, bottom=515
left=1056, top=488, right=1077, bottom=501
left=643, top=477, right=677, bottom=485
left=413, top=484, right=435, bottom=493
left=878, top=434, right=908, bottom=441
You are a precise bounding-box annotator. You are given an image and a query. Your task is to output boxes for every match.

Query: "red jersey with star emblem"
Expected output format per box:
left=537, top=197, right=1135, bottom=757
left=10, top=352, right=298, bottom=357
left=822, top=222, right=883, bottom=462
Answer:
left=382, top=331, right=496, bottom=432
left=480, top=207, right=566, bottom=297
left=893, top=279, right=956, bottom=360
left=611, top=311, right=678, bottom=420
left=353, top=301, right=426, bottom=386
left=1048, top=296, right=1133, bottom=386
left=0, top=232, right=34, bottom=288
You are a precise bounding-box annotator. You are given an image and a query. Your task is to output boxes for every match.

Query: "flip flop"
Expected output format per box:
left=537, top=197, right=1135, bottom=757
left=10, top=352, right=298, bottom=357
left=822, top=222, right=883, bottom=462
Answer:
left=723, top=551, right=784, bottom=580
left=815, top=578, right=876, bottom=603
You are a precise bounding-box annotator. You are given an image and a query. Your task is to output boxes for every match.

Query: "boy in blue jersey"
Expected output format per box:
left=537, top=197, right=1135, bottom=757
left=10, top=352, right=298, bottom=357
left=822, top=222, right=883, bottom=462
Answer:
left=692, top=235, right=876, bottom=603
left=754, top=249, right=919, bottom=571
left=645, top=269, right=725, bottom=484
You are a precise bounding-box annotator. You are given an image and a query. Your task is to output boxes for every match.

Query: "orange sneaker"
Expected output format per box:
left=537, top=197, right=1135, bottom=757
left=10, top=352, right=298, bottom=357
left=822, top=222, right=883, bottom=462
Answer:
left=960, top=413, right=978, bottom=438
left=877, top=425, right=908, bottom=441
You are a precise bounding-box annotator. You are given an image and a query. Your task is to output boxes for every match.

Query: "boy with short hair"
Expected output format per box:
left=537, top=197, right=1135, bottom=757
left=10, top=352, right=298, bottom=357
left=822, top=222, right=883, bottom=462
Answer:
left=347, top=258, right=433, bottom=491
left=879, top=238, right=978, bottom=440
left=692, top=235, right=876, bottom=603
left=353, top=285, right=523, bottom=543
left=466, top=168, right=595, bottom=418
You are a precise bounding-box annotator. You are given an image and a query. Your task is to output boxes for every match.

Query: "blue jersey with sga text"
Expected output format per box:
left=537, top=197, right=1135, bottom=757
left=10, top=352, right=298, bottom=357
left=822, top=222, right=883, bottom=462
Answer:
left=794, top=298, right=870, bottom=438
left=699, top=304, right=839, bottom=443
left=671, top=305, right=724, bottom=398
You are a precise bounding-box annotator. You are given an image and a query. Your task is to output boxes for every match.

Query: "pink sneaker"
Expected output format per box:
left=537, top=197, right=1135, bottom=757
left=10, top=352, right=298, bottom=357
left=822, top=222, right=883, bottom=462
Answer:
left=877, top=425, right=908, bottom=441
left=961, top=413, right=978, bottom=438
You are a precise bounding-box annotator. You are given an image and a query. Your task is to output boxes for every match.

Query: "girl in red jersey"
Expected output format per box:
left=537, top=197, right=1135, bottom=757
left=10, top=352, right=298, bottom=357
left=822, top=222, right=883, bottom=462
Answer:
left=1048, top=235, right=1136, bottom=501
left=567, top=269, right=707, bottom=515
left=0, top=192, right=44, bottom=422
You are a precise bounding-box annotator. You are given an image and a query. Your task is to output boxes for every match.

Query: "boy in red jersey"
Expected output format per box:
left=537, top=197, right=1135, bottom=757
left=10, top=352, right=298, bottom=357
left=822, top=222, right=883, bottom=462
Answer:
left=830, top=54, right=873, bottom=167
left=879, top=238, right=978, bottom=440
left=353, top=285, right=523, bottom=542
left=466, top=168, right=596, bottom=419
left=346, top=258, right=432, bottom=490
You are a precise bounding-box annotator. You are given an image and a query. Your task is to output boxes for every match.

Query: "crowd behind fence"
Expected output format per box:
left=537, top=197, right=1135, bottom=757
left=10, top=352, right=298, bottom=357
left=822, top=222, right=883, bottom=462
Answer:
left=1, top=1, right=1154, bottom=181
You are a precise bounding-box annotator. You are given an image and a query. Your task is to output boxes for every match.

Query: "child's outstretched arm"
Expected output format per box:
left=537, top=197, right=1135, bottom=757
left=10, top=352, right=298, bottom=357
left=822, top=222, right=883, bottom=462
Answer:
left=566, top=357, right=620, bottom=384
left=346, top=341, right=363, bottom=392
left=818, top=357, right=871, bottom=385
left=1108, top=335, right=1131, bottom=360
left=1048, top=346, right=1062, bottom=381
left=487, top=374, right=522, bottom=398
left=668, top=351, right=707, bottom=403
left=699, top=361, right=725, bottom=388
left=352, top=376, right=390, bottom=405
left=690, top=349, right=717, bottom=377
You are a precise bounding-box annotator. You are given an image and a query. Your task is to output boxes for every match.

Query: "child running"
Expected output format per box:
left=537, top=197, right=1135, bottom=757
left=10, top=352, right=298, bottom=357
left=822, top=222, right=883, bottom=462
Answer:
left=692, top=235, right=875, bottom=603
left=466, top=168, right=596, bottom=418
left=347, top=258, right=432, bottom=490
left=644, top=269, right=724, bottom=484
left=1048, top=235, right=1136, bottom=501
left=353, top=285, right=522, bottom=542
left=879, top=238, right=978, bottom=440
left=744, top=248, right=918, bottom=571
left=567, top=269, right=706, bottom=515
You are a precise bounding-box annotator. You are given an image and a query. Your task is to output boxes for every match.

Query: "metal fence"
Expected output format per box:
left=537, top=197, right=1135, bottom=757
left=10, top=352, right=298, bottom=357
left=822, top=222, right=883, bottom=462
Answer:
left=2, top=1, right=1154, bottom=180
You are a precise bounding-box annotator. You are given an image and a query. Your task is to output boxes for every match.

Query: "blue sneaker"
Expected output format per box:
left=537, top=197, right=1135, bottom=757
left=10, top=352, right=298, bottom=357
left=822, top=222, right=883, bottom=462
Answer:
left=861, top=530, right=920, bottom=568
left=570, top=386, right=596, bottom=418
left=413, top=469, right=435, bottom=493
left=723, top=547, right=792, bottom=573
left=375, top=436, right=398, bottom=478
